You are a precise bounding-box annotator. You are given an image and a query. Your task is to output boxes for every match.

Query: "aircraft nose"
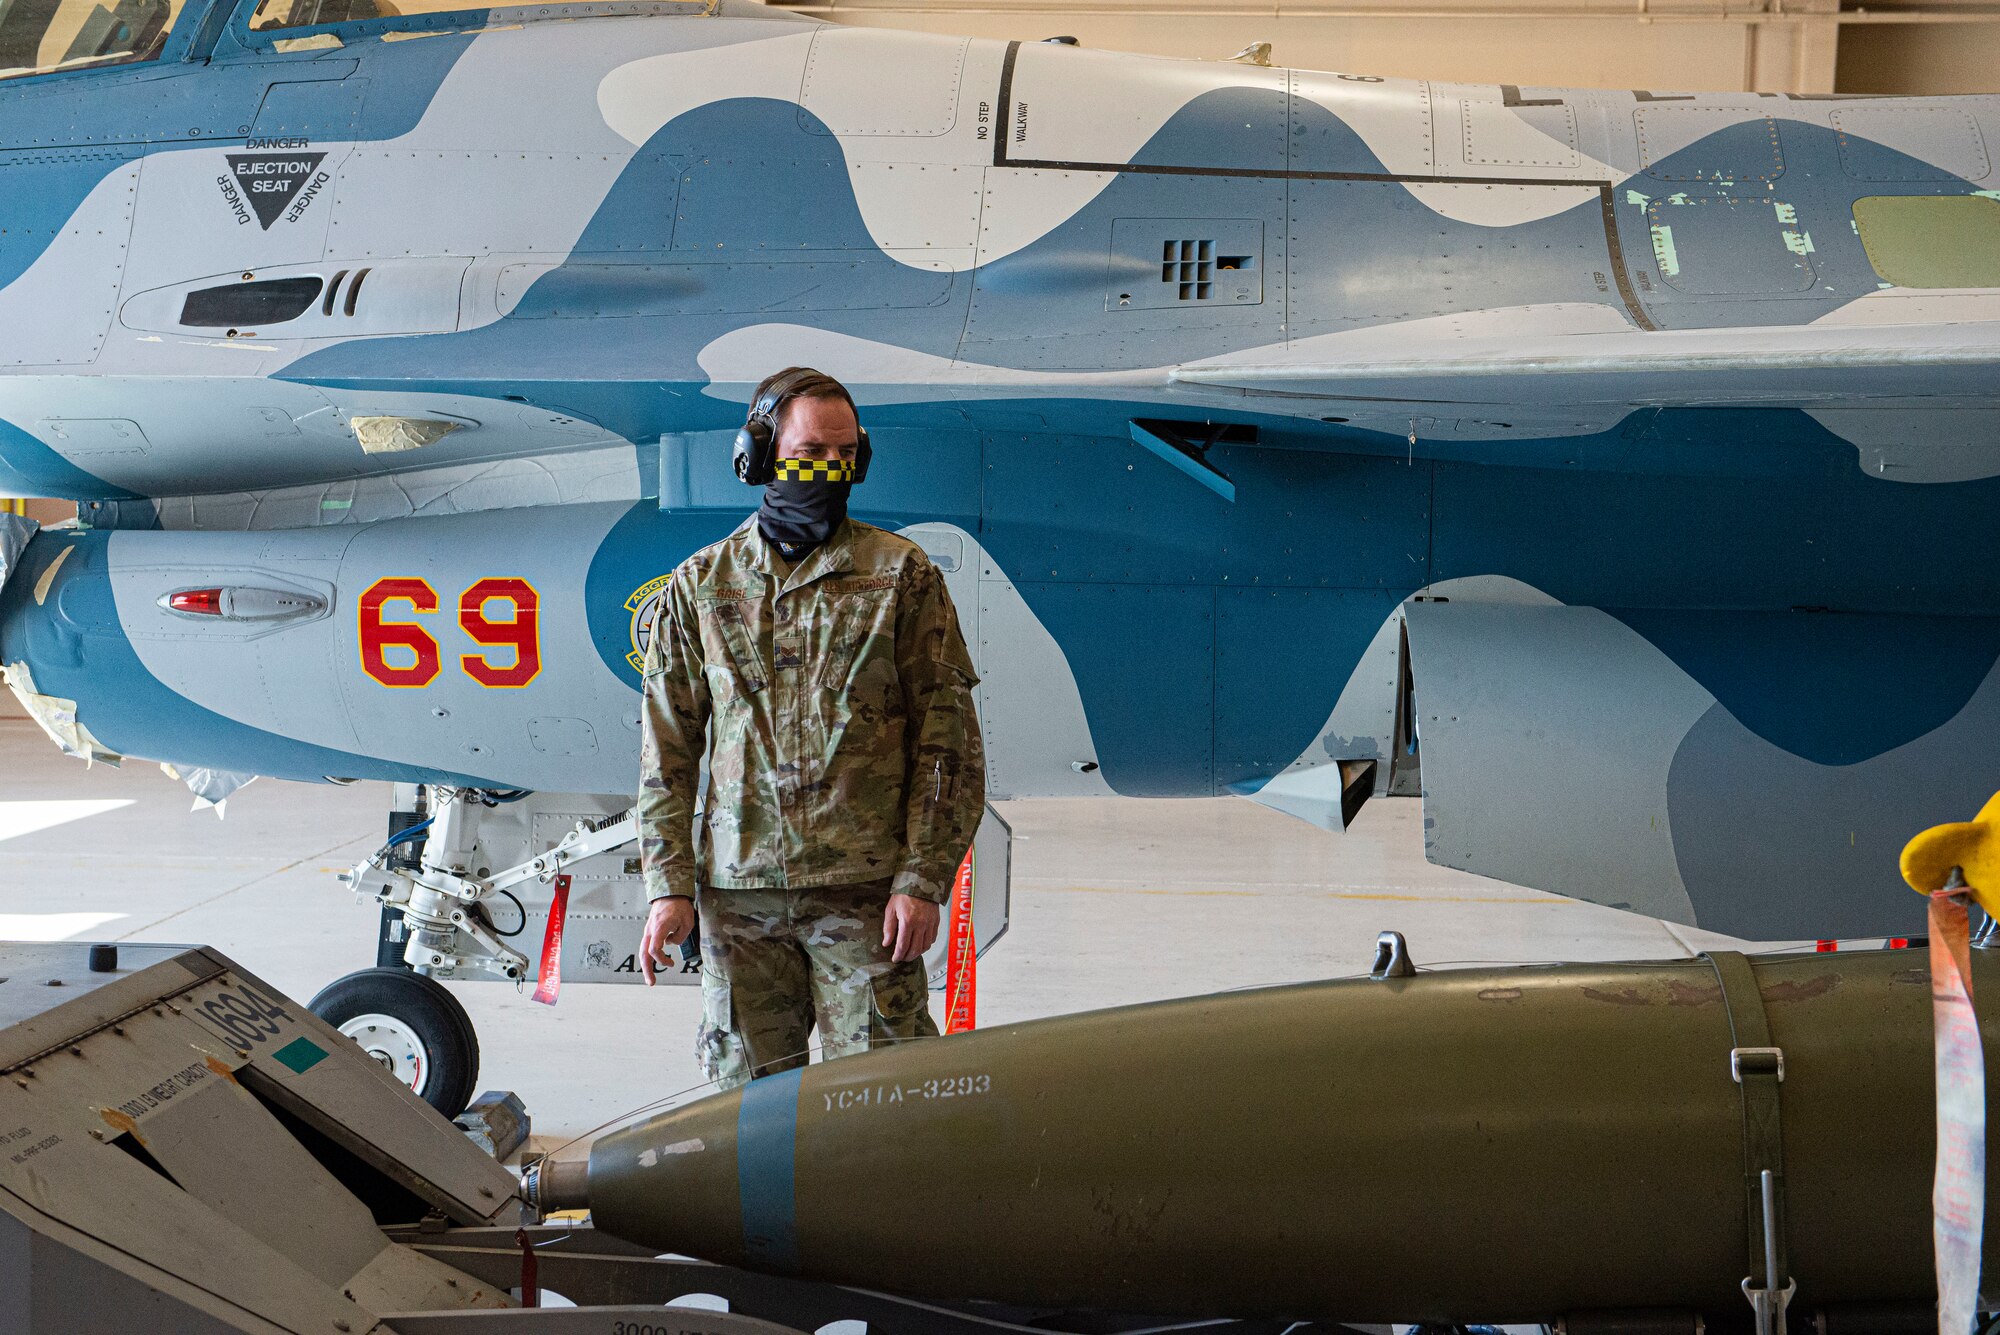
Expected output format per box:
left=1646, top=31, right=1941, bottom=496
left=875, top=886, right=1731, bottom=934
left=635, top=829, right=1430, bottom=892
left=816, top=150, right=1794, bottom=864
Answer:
left=2, top=531, right=78, bottom=655
left=0, top=531, right=97, bottom=660
left=0, top=531, right=116, bottom=756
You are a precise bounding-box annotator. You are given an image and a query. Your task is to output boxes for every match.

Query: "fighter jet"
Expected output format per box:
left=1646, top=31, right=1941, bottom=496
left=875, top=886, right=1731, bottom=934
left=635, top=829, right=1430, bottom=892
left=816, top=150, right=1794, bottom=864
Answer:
left=1, top=0, right=1997, bottom=1107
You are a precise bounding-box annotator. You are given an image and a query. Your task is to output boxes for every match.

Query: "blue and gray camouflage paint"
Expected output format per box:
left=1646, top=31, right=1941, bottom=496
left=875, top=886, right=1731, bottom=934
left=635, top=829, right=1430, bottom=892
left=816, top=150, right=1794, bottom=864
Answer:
left=2, top=0, right=1999, bottom=939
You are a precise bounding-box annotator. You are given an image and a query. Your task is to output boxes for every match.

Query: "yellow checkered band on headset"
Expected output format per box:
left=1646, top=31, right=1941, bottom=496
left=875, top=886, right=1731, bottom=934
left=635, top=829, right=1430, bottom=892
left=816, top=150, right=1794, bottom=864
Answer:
left=772, top=458, right=856, bottom=482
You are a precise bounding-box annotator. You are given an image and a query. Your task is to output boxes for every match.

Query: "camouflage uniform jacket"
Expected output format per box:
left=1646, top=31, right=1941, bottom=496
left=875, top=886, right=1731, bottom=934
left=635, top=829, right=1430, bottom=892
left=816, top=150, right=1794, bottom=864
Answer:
left=638, top=516, right=985, bottom=905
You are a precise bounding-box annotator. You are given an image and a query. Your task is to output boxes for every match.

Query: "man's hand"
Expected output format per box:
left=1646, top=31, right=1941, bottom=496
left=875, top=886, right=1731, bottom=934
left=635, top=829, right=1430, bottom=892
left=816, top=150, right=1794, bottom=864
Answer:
left=641, top=896, right=696, bottom=986
left=882, top=893, right=940, bottom=964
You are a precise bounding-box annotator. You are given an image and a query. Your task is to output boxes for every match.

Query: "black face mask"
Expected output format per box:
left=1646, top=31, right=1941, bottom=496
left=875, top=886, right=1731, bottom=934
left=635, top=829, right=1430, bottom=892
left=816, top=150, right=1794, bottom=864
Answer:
left=757, top=479, right=850, bottom=561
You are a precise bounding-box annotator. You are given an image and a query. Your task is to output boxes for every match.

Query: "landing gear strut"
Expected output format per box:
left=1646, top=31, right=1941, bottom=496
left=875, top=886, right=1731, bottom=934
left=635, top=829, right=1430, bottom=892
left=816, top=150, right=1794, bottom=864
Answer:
left=316, top=786, right=646, bottom=1118
left=313, top=785, right=1008, bottom=1123
left=343, top=785, right=637, bottom=984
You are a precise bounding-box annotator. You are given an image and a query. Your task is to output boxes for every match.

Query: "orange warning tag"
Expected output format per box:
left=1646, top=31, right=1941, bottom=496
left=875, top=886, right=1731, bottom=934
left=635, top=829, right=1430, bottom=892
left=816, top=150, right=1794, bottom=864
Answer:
left=944, top=849, right=976, bottom=1034
left=531, top=874, right=571, bottom=1007
left=1930, top=883, right=1985, bottom=1335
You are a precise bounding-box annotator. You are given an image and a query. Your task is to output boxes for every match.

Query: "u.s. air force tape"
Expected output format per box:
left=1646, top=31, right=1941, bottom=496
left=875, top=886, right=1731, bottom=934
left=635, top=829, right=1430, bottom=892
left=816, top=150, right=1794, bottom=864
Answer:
left=771, top=459, right=855, bottom=482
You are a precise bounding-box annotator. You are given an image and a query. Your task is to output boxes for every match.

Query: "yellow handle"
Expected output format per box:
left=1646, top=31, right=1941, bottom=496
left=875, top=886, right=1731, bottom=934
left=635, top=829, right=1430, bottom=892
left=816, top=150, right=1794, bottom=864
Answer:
left=1901, top=790, right=2000, bottom=916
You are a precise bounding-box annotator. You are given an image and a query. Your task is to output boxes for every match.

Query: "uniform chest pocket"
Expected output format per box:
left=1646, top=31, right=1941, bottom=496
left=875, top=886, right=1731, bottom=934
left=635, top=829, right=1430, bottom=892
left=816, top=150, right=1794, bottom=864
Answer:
left=698, top=597, right=767, bottom=694
left=814, top=579, right=895, bottom=689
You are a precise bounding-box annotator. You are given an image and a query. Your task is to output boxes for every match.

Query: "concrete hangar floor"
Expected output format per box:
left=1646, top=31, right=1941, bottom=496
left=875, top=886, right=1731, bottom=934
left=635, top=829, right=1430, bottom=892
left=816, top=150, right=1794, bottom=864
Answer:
left=0, top=714, right=1754, bottom=1154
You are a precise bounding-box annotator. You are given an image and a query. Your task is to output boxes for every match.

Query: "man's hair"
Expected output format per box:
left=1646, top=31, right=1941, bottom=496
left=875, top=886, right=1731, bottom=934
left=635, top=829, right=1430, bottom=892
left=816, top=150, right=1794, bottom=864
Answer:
left=752, top=366, right=857, bottom=434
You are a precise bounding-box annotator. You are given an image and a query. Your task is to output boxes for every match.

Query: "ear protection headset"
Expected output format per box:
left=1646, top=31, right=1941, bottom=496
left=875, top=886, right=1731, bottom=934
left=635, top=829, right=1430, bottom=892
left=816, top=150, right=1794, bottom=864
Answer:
left=733, top=368, right=872, bottom=486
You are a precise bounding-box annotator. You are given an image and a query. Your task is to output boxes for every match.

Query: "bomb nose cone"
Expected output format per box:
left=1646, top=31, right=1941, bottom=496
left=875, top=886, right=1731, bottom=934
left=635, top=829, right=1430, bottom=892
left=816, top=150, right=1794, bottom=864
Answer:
left=523, top=1154, right=591, bottom=1214
left=586, top=1078, right=762, bottom=1264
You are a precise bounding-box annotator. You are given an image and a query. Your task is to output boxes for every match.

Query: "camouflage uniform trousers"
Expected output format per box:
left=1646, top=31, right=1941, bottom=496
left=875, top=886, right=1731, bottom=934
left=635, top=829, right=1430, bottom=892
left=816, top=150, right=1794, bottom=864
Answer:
left=695, top=879, right=939, bottom=1089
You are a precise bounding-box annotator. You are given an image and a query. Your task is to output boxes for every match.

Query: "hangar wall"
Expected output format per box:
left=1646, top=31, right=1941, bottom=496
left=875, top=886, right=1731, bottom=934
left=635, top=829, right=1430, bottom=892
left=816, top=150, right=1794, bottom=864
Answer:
left=781, top=0, right=1997, bottom=96
left=1838, top=23, right=2000, bottom=94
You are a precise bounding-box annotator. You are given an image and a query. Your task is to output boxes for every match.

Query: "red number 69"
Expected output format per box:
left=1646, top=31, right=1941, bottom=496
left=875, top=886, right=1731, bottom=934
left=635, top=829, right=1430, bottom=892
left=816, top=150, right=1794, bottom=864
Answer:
left=359, top=576, right=542, bottom=689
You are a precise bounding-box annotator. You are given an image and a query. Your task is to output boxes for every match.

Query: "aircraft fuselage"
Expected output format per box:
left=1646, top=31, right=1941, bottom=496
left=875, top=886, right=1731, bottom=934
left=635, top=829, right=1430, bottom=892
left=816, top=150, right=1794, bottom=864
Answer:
left=4, top=9, right=1999, bottom=938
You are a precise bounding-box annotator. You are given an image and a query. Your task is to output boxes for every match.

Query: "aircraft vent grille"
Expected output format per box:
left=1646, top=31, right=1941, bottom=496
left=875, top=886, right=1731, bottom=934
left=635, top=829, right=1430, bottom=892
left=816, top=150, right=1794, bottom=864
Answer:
left=1162, top=239, right=1213, bottom=301
left=1159, top=240, right=1256, bottom=302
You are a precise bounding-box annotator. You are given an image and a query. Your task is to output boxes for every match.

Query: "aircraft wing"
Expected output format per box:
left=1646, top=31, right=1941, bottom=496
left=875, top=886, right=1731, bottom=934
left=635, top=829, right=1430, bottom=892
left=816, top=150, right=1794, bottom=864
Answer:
left=1174, top=303, right=2000, bottom=402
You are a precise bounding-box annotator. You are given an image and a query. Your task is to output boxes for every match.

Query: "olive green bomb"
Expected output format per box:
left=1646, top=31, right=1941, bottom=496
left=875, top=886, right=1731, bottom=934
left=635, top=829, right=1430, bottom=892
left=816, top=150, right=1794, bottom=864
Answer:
left=531, top=948, right=1990, bottom=1328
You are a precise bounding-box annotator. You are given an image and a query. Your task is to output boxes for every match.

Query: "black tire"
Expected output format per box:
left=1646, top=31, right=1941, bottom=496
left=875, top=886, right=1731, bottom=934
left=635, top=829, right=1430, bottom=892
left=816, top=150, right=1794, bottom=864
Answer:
left=308, top=967, right=481, bottom=1119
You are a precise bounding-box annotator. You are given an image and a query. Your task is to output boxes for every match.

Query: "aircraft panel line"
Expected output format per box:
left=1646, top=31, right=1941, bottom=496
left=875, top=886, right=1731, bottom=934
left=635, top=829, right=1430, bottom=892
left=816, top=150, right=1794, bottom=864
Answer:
left=989, top=41, right=1657, bottom=331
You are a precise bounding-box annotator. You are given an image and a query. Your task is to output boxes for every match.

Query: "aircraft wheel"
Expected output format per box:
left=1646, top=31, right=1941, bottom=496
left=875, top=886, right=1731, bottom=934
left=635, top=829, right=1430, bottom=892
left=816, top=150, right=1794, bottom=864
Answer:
left=309, top=967, right=481, bottom=1119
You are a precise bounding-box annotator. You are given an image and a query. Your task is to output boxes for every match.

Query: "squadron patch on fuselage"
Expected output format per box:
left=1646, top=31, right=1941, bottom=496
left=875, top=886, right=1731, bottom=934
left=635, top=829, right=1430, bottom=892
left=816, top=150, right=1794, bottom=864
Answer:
left=224, top=151, right=327, bottom=230
left=625, top=574, right=674, bottom=671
